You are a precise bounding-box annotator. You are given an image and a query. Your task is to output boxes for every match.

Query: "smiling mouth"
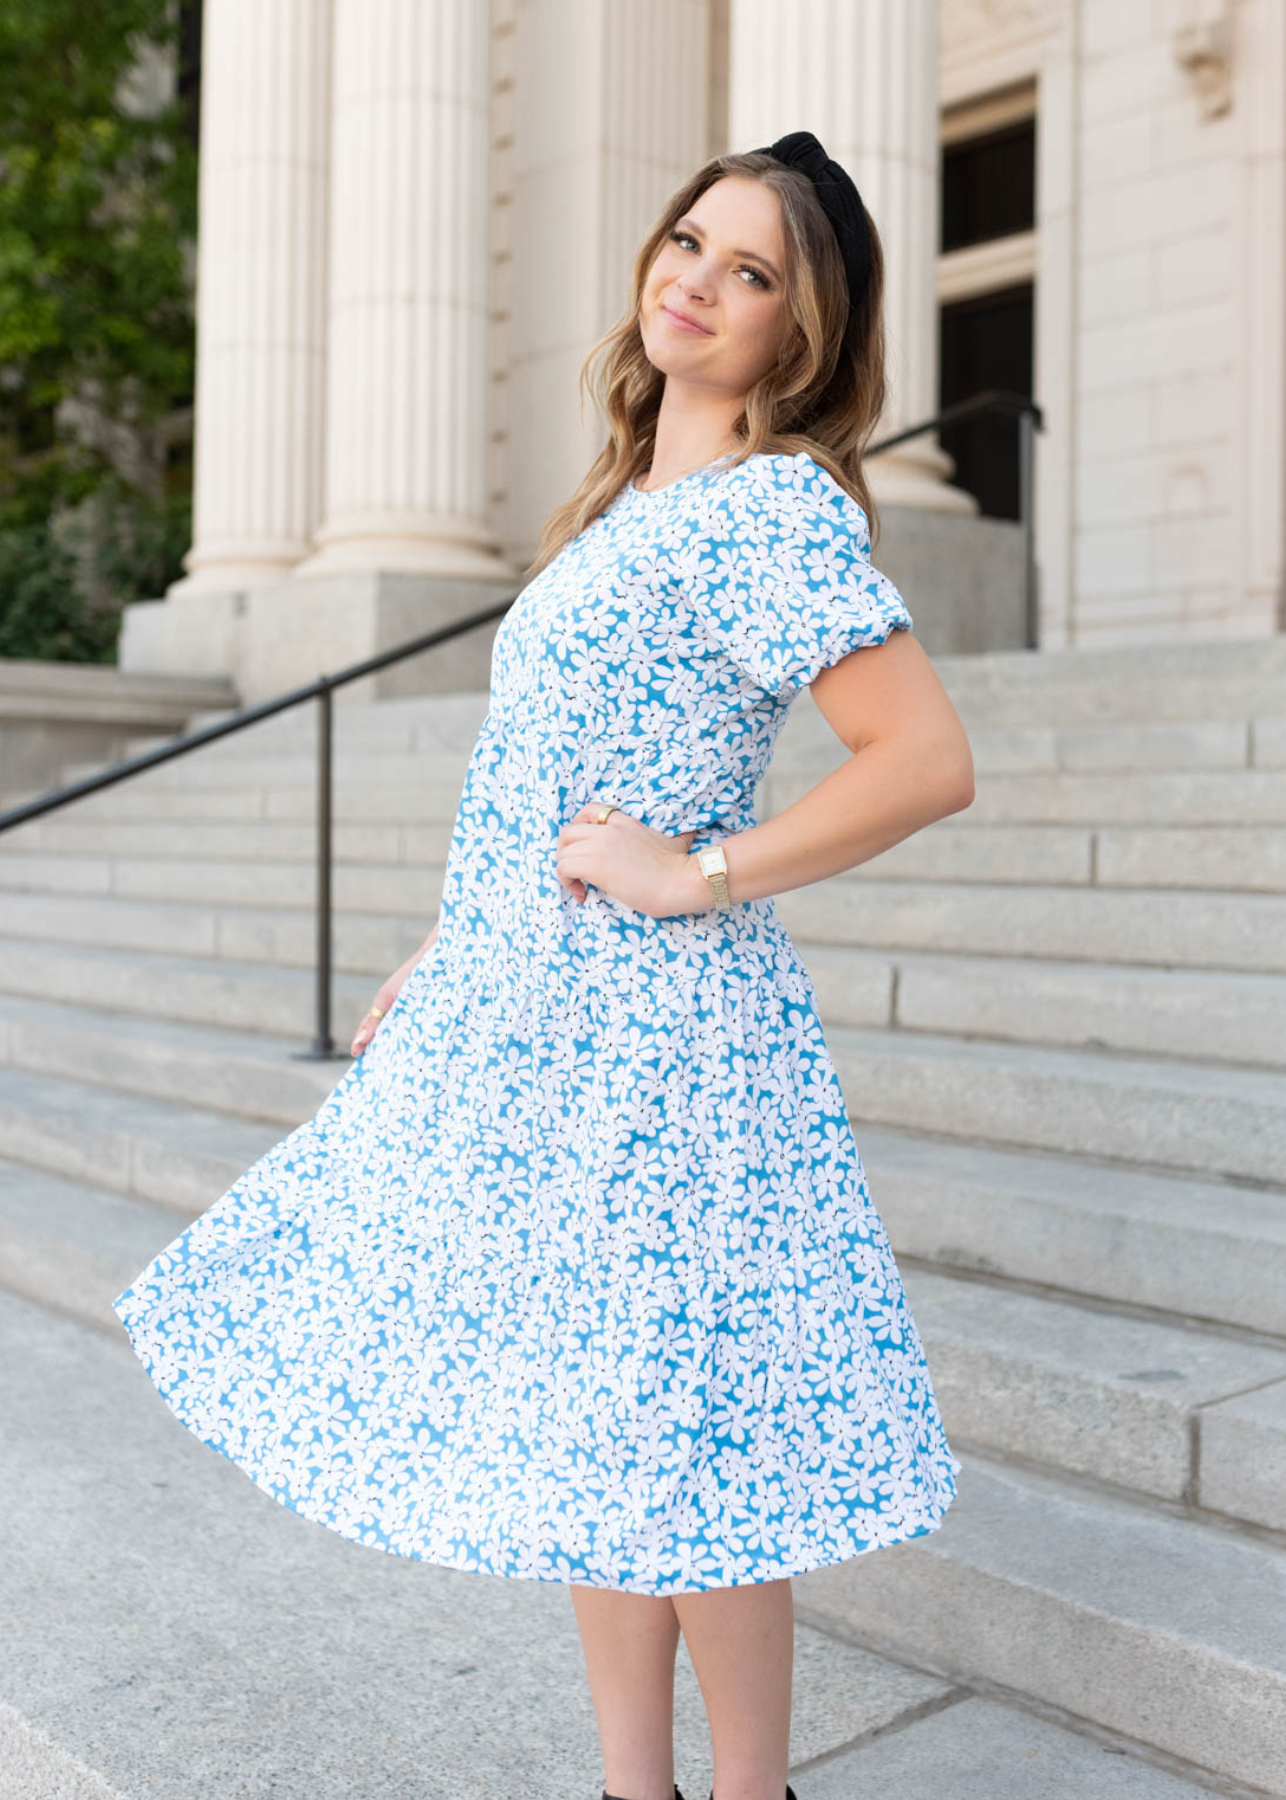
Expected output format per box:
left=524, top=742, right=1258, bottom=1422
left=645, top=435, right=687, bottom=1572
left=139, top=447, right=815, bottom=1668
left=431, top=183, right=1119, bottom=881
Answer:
left=662, top=305, right=713, bottom=335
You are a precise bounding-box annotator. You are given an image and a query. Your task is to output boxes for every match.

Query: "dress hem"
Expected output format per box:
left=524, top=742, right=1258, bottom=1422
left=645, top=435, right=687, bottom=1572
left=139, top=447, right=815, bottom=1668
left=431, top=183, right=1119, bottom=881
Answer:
left=112, top=1294, right=960, bottom=1598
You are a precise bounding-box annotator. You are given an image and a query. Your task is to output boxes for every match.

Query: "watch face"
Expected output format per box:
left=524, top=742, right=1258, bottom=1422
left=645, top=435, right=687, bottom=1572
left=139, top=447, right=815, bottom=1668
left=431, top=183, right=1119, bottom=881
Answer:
left=698, top=847, right=727, bottom=875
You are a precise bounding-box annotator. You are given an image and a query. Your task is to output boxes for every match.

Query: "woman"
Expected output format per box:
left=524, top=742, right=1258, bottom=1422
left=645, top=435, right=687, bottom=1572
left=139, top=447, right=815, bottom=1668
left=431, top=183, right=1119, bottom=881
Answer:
left=113, top=131, right=971, bottom=1800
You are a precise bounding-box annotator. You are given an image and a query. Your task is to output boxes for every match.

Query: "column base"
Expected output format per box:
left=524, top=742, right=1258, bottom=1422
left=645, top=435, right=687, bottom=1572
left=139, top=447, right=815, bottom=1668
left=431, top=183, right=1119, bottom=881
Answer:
left=867, top=436, right=981, bottom=514
left=118, top=568, right=522, bottom=706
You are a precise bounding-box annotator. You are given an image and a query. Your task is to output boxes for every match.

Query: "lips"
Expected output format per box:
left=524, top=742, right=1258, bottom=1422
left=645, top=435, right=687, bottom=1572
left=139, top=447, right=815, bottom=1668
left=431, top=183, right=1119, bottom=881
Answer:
left=662, top=303, right=713, bottom=335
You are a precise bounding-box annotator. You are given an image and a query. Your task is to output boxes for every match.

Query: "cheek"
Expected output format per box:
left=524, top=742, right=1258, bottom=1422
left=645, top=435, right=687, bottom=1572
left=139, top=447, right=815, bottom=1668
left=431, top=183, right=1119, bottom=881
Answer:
left=648, top=251, right=682, bottom=291
left=726, top=295, right=785, bottom=367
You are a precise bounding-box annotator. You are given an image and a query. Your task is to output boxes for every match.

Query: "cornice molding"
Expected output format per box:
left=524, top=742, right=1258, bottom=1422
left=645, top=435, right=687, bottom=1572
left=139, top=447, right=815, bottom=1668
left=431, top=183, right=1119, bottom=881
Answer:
left=941, top=0, right=1064, bottom=67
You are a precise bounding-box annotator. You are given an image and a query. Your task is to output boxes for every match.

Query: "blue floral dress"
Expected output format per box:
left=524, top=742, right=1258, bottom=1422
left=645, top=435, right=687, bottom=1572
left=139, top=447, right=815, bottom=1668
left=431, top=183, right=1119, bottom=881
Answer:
left=113, top=448, right=960, bottom=1595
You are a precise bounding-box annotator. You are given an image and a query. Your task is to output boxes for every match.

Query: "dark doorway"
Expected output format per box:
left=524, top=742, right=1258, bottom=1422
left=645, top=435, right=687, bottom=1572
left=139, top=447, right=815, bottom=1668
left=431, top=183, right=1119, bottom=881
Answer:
left=942, top=118, right=1035, bottom=253
left=939, top=282, right=1034, bottom=522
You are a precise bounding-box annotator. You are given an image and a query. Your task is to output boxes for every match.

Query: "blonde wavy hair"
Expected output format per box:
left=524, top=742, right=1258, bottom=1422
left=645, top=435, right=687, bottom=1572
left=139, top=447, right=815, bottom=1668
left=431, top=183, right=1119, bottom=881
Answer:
left=521, top=148, right=890, bottom=583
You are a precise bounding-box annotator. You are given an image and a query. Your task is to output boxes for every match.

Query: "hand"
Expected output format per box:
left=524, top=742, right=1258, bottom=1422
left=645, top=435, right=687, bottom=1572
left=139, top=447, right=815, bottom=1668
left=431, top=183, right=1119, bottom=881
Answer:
left=554, top=805, right=710, bottom=918
left=350, top=943, right=429, bottom=1056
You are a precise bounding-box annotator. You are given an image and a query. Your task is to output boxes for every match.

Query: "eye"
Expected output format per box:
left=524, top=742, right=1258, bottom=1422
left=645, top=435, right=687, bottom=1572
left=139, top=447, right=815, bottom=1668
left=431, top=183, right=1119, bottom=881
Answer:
left=667, top=228, right=770, bottom=289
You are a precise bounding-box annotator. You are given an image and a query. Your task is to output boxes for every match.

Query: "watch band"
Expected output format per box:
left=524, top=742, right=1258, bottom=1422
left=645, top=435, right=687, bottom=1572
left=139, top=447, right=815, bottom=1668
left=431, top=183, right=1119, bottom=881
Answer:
left=696, top=845, right=731, bottom=908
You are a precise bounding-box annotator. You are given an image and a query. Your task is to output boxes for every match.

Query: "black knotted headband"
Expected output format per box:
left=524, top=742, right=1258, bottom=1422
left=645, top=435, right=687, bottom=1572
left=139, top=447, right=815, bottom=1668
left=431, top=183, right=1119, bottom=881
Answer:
left=751, top=129, right=873, bottom=320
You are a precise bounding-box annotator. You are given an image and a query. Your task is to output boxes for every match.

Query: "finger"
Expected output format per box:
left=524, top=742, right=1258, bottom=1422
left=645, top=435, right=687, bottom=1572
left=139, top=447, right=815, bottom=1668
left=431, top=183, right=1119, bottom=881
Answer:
left=555, top=852, right=595, bottom=894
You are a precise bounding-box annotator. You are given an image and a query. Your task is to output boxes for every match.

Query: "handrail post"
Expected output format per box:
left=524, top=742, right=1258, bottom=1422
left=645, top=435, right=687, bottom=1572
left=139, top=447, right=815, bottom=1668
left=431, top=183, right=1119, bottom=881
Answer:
left=293, top=682, right=346, bottom=1059
left=1018, top=405, right=1038, bottom=650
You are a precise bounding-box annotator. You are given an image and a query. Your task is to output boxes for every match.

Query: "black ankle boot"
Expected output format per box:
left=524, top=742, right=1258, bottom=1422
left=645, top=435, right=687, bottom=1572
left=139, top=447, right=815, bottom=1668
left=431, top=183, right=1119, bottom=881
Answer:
left=706, top=1789, right=796, bottom=1800
left=601, top=1788, right=686, bottom=1800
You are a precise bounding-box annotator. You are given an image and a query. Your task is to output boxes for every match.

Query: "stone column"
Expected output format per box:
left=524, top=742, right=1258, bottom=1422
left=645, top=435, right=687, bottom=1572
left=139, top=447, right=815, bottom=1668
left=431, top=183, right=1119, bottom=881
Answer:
left=727, top=0, right=968, bottom=511
left=168, top=0, right=332, bottom=596
left=292, top=0, right=508, bottom=579
left=503, top=0, right=714, bottom=548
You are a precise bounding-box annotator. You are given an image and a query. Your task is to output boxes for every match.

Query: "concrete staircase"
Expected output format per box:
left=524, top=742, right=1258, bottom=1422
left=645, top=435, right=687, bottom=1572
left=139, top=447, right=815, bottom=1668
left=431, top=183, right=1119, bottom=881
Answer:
left=1, top=638, right=1285, bottom=1797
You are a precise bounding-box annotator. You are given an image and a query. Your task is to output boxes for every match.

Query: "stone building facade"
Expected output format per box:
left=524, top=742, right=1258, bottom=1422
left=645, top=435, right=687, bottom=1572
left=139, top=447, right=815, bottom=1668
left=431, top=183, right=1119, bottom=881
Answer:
left=119, top=0, right=1286, bottom=700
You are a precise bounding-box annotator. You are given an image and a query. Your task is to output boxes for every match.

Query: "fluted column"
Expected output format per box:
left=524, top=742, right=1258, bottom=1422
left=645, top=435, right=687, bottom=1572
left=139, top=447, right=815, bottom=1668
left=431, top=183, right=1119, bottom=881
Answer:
left=169, top=0, right=332, bottom=597
left=728, top=0, right=967, bottom=510
left=293, top=0, right=508, bottom=579
left=504, top=0, right=714, bottom=545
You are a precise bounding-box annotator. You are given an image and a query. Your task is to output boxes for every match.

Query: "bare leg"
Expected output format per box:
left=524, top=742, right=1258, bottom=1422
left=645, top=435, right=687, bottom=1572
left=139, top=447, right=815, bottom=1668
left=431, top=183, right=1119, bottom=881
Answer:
left=672, top=1578, right=793, bottom=1800
left=571, top=1584, right=682, bottom=1800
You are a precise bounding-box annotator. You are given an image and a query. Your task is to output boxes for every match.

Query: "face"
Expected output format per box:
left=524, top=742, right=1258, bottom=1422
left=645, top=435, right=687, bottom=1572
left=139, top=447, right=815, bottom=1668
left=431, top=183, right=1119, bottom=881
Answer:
left=640, top=176, right=792, bottom=398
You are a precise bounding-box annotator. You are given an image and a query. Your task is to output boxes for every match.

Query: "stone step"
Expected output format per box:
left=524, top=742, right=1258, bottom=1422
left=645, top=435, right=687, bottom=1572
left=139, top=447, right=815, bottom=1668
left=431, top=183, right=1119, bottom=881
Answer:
left=900, top=1265, right=1286, bottom=1526
left=0, top=992, right=342, bottom=1126
left=45, top=741, right=1286, bottom=826
left=859, top=1122, right=1286, bottom=1339
left=1, top=1290, right=1220, bottom=1800
left=0, top=937, right=389, bottom=1038
left=804, top=943, right=1286, bottom=1067
left=0, top=1160, right=184, bottom=1334
left=802, top=1452, right=1286, bottom=1795
left=2, top=861, right=1283, bottom=977
left=182, top=634, right=1286, bottom=726
left=837, top=822, right=1284, bottom=894
left=778, top=875, right=1286, bottom=974
left=767, top=764, right=1286, bottom=825
left=772, top=708, right=1276, bottom=775
left=123, top=710, right=1281, bottom=775
left=829, top=1024, right=1286, bottom=1184
left=0, top=856, right=435, bottom=943
left=955, top=716, right=1273, bottom=774
left=796, top=1696, right=1224, bottom=1800
left=0, top=851, right=444, bottom=920
left=919, top=635, right=1286, bottom=727
left=1, top=919, right=1279, bottom=1067
left=52, top=748, right=476, bottom=794
left=166, top=686, right=491, bottom=749
left=915, top=931, right=1262, bottom=1068
left=3, top=769, right=471, bottom=826
left=1, top=946, right=1281, bottom=1180
left=2, top=813, right=458, bottom=863
left=8, top=800, right=1284, bottom=898
left=0, top=1067, right=283, bottom=1213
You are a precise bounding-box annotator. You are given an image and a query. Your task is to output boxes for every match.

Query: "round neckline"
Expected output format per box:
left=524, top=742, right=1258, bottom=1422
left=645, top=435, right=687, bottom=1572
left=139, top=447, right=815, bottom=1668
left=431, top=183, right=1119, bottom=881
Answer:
left=632, top=449, right=740, bottom=497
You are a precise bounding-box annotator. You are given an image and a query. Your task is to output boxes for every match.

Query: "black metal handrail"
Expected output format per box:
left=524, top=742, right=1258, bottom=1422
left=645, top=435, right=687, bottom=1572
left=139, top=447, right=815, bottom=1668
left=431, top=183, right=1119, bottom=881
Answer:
left=0, top=598, right=517, bottom=1060
left=0, top=390, right=1042, bottom=1058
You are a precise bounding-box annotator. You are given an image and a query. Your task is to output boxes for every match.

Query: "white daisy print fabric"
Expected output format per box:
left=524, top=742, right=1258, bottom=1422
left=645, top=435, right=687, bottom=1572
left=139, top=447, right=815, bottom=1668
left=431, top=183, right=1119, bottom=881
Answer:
left=113, top=449, right=960, bottom=1594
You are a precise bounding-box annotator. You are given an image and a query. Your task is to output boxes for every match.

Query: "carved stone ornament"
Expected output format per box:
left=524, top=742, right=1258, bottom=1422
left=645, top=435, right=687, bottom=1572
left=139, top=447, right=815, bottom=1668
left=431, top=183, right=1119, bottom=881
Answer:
left=1173, top=5, right=1234, bottom=120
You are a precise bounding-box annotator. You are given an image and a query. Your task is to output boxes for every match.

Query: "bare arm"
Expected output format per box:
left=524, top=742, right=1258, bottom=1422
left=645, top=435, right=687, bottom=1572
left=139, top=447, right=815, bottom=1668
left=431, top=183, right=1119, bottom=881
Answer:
left=350, top=915, right=441, bottom=1056
left=673, top=630, right=974, bottom=910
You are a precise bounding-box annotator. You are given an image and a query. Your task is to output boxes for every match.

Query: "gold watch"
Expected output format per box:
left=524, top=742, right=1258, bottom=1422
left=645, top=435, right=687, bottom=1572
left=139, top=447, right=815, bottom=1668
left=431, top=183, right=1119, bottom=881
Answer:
left=696, top=844, right=731, bottom=908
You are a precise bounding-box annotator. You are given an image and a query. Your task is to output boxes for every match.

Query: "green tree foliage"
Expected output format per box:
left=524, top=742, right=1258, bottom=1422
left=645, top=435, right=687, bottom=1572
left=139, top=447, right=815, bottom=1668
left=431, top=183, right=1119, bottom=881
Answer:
left=0, top=0, right=198, bottom=657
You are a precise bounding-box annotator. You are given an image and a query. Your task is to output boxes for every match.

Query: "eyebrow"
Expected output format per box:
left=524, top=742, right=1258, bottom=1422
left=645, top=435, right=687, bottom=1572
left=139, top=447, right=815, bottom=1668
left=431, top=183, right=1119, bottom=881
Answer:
left=675, top=216, right=782, bottom=282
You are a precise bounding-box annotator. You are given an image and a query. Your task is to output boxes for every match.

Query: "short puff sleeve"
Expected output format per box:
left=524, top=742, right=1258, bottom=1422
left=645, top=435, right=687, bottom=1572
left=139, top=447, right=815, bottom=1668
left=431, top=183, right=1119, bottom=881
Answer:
left=687, top=451, right=913, bottom=703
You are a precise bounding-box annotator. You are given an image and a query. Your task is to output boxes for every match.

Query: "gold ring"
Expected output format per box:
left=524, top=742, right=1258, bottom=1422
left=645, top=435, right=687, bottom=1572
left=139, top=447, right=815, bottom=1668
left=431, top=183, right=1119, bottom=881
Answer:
left=596, top=803, right=620, bottom=824
left=367, top=1004, right=385, bottom=1019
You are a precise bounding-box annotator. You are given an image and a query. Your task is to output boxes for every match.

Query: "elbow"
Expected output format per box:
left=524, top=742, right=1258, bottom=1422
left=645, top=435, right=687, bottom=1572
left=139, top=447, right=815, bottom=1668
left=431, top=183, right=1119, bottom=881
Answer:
left=903, top=728, right=974, bottom=819
left=934, top=755, right=975, bottom=819
left=945, top=770, right=975, bottom=815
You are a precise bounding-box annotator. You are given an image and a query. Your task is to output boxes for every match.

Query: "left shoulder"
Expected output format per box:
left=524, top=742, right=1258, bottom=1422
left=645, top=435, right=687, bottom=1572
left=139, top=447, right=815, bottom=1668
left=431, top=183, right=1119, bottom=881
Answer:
left=730, top=450, right=871, bottom=554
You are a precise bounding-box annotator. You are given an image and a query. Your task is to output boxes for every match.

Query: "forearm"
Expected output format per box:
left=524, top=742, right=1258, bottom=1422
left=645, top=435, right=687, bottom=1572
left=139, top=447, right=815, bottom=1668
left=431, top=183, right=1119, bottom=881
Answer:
left=677, top=737, right=970, bottom=911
